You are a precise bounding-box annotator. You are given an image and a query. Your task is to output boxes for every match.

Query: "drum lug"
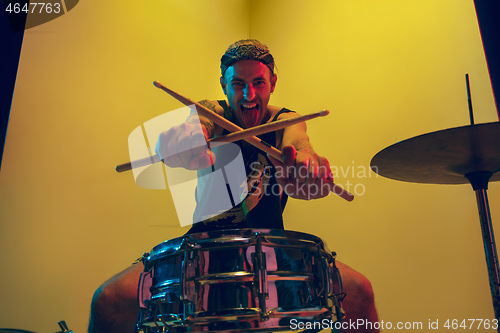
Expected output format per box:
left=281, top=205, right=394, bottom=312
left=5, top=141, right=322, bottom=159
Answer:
left=324, top=294, right=345, bottom=324
left=139, top=252, right=150, bottom=269
left=261, top=309, right=273, bottom=321
left=252, top=236, right=269, bottom=320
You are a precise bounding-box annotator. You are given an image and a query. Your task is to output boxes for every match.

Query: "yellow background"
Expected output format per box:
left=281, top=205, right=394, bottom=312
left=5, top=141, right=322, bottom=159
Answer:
left=1, top=0, right=499, bottom=332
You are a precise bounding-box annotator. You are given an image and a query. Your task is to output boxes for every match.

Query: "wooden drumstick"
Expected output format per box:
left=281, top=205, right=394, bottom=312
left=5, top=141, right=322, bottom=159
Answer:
left=116, top=111, right=328, bottom=172
left=116, top=155, right=162, bottom=172
left=208, top=110, right=329, bottom=146
left=120, top=81, right=354, bottom=201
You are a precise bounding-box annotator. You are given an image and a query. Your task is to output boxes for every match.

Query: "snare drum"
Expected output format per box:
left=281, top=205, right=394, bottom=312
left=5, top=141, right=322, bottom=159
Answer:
left=137, top=229, right=344, bottom=333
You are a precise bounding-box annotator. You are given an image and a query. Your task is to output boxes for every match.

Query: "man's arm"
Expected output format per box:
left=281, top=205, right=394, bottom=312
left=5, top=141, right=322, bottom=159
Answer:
left=193, top=100, right=220, bottom=139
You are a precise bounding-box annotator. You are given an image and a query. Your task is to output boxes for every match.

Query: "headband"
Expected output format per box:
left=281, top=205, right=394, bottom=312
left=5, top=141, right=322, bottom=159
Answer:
left=220, top=44, right=274, bottom=76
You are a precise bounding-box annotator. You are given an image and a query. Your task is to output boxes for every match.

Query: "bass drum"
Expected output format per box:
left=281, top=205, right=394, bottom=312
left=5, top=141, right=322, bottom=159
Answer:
left=137, top=229, right=344, bottom=333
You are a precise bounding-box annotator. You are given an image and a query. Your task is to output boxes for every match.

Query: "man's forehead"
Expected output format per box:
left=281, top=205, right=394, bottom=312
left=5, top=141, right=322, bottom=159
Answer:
left=225, top=60, right=271, bottom=80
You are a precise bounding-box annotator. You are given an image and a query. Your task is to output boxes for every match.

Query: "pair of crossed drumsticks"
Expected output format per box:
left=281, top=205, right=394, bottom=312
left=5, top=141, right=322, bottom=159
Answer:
left=116, top=81, right=354, bottom=201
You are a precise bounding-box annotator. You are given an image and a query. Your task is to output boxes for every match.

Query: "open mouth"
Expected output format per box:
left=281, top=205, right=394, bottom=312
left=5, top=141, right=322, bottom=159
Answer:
left=240, top=102, right=260, bottom=127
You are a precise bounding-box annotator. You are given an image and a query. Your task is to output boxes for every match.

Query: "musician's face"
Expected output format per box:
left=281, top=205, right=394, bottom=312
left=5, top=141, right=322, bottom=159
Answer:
left=220, top=60, right=277, bottom=128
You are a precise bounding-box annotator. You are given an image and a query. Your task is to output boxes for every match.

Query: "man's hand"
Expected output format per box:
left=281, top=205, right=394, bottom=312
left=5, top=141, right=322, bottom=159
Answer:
left=155, top=119, right=215, bottom=170
left=268, top=145, right=334, bottom=200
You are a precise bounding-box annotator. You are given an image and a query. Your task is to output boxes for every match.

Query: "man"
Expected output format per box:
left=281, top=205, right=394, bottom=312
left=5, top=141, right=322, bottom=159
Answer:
left=88, top=39, right=379, bottom=333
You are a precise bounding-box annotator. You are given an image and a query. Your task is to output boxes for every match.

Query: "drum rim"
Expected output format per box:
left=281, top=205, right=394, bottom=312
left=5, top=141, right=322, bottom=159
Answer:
left=147, top=228, right=330, bottom=261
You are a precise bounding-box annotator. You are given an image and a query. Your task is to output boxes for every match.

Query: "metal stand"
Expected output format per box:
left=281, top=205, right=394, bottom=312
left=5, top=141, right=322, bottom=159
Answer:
left=466, top=171, right=500, bottom=327
left=371, top=122, right=500, bottom=329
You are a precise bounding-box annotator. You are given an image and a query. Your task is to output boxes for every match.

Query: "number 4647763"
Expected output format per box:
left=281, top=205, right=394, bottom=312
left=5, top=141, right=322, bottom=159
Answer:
left=443, top=319, right=499, bottom=329
left=5, top=3, right=61, bottom=14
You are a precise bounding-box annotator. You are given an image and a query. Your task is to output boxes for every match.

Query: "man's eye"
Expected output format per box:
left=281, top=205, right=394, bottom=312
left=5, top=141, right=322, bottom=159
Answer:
left=232, top=82, right=243, bottom=87
left=255, top=81, right=265, bottom=86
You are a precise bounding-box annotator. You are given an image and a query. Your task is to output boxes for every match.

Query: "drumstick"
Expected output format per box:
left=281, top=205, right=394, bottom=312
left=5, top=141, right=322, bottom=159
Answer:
left=119, top=81, right=354, bottom=201
left=116, top=111, right=328, bottom=172
left=116, top=155, right=162, bottom=172
left=208, top=110, right=329, bottom=146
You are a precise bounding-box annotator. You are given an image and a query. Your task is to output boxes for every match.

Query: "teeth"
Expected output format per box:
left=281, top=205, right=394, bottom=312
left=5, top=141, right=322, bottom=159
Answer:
left=242, top=103, right=257, bottom=108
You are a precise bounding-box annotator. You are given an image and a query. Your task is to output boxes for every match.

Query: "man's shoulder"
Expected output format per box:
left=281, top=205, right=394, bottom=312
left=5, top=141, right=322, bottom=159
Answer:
left=198, top=99, right=224, bottom=116
left=267, top=105, right=299, bottom=122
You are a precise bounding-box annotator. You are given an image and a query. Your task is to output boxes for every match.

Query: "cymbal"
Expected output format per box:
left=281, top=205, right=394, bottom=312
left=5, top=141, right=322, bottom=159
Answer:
left=0, top=330, right=37, bottom=333
left=370, top=122, right=500, bottom=185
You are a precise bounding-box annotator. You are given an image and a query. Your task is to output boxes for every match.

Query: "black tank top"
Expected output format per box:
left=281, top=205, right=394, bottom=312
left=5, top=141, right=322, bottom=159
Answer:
left=187, top=101, right=295, bottom=234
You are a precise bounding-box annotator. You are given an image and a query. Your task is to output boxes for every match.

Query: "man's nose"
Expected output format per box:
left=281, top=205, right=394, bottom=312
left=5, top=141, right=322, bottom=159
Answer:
left=243, top=84, right=256, bottom=100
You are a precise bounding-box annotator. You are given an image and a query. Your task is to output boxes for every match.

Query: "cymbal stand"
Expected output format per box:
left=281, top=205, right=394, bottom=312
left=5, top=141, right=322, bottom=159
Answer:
left=465, top=171, right=500, bottom=327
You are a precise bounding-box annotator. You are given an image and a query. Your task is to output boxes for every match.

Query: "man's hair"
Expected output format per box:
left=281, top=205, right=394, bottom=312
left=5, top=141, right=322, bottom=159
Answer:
left=220, top=39, right=275, bottom=78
